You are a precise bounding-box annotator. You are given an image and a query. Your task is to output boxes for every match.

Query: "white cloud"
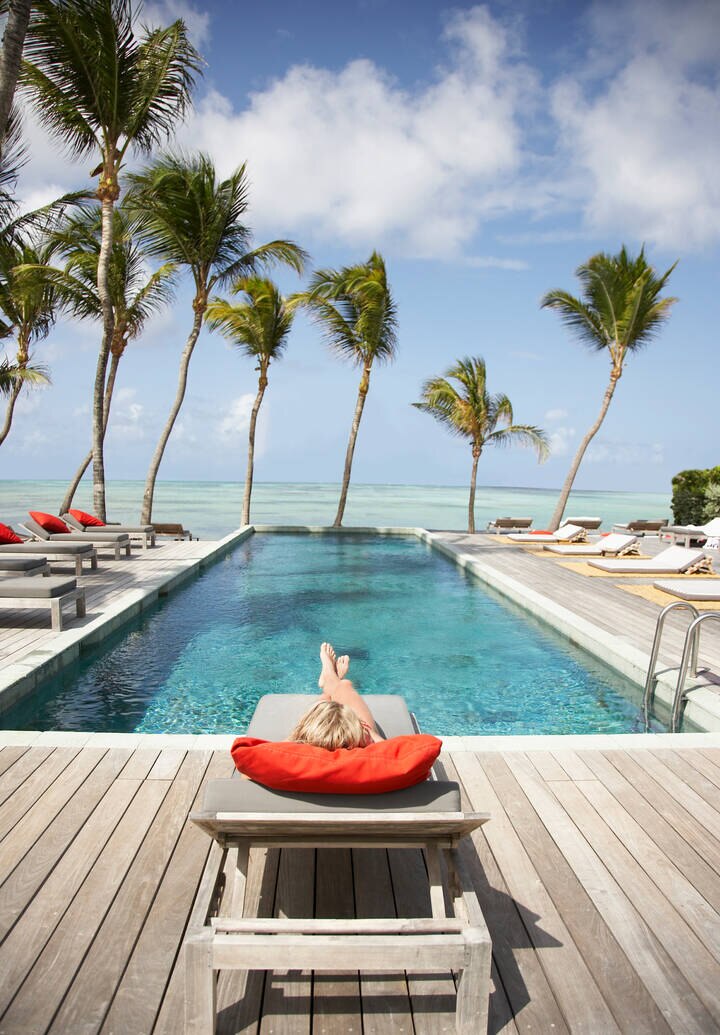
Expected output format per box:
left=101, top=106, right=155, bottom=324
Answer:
left=139, top=0, right=211, bottom=48
left=178, top=6, right=537, bottom=256
left=548, top=426, right=576, bottom=457
left=217, top=394, right=255, bottom=441
left=586, top=438, right=664, bottom=465
left=545, top=408, right=568, bottom=421
left=465, top=256, right=529, bottom=270
left=107, top=390, right=146, bottom=442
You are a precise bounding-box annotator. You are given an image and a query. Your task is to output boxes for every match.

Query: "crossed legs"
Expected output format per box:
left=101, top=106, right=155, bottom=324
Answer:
left=317, top=642, right=383, bottom=741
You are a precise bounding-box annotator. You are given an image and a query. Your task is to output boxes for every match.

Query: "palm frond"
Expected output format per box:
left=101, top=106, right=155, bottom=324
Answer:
left=0, top=355, right=50, bottom=393
left=487, top=423, right=549, bottom=461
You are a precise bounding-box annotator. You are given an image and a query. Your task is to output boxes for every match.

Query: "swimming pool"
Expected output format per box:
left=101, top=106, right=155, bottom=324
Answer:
left=1, top=532, right=657, bottom=735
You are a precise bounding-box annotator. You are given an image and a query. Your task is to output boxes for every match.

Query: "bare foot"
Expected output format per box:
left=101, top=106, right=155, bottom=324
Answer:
left=336, top=654, right=350, bottom=679
left=318, top=642, right=338, bottom=689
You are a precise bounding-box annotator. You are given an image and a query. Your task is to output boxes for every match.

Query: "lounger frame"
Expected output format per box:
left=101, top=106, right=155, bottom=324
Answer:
left=186, top=809, right=491, bottom=1034
left=62, top=513, right=156, bottom=550
left=0, top=585, right=85, bottom=631
left=21, top=520, right=131, bottom=560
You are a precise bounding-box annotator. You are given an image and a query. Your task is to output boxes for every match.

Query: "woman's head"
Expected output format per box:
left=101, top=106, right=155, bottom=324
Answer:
left=288, top=699, right=365, bottom=750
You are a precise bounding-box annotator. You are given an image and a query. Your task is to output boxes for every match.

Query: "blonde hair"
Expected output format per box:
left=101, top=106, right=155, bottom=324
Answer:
left=288, top=700, right=365, bottom=750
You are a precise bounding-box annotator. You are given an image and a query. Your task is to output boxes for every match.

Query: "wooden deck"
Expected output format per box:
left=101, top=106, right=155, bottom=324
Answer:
left=0, top=738, right=719, bottom=1033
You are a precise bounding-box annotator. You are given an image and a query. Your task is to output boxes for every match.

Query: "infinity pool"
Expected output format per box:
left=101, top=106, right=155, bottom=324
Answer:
left=1, top=532, right=656, bottom=735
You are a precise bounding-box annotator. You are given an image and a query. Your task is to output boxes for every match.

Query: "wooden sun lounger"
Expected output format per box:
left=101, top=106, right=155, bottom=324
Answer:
left=62, top=512, right=156, bottom=550
left=0, top=541, right=97, bottom=576
left=611, top=519, right=667, bottom=535
left=0, top=556, right=51, bottom=576
left=485, top=516, right=533, bottom=533
left=22, top=518, right=131, bottom=560
left=186, top=694, right=492, bottom=1034
left=151, top=522, right=194, bottom=541
left=0, top=575, right=86, bottom=631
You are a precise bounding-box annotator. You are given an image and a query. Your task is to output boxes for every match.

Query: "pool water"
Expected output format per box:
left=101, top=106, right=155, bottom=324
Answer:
left=2, top=533, right=656, bottom=736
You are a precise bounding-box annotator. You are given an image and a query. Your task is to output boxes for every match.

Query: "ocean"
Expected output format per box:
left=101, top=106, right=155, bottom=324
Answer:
left=0, top=480, right=671, bottom=538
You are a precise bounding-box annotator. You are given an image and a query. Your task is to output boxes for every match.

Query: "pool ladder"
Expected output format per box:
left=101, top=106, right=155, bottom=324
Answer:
left=643, top=601, right=720, bottom=731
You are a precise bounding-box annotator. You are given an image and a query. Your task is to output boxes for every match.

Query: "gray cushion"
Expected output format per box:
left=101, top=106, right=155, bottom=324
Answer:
left=48, top=531, right=129, bottom=544
left=0, top=556, right=47, bottom=572
left=246, top=693, right=416, bottom=741
left=0, top=576, right=76, bottom=598
left=0, top=542, right=93, bottom=556
left=202, top=777, right=460, bottom=814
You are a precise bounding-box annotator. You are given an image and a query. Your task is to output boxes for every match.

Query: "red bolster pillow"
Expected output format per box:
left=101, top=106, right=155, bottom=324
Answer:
left=29, top=511, right=70, bottom=534
left=0, top=522, right=23, bottom=544
left=230, top=734, right=442, bottom=794
left=69, top=508, right=105, bottom=527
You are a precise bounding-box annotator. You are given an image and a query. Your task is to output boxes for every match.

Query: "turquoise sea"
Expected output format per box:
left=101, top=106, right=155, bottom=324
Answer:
left=0, top=480, right=671, bottom=538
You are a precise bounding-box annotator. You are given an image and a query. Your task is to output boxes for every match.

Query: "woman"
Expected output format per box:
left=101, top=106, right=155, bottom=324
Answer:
left=288, top=643, right=384, bottom=749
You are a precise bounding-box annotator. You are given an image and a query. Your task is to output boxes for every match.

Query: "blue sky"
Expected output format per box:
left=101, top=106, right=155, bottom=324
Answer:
left=2, top=0, right=719, bottom=493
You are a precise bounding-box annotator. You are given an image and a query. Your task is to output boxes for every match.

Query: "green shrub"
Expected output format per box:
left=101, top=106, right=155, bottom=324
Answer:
left=672, top=466, right=720, bottom=524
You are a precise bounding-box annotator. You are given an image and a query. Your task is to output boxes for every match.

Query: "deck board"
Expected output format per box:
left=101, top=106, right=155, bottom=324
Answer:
left=0, top=743, right=719, bottom=1032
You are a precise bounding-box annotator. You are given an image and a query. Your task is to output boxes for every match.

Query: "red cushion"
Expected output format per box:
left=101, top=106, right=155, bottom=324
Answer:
left=0, top=522, right=23, bottom=544
left=529, top=529, right=551, bottom=535
left=230, top=734, right=442, bottom=794
left=68, top=508, right=105, bottom=527
left=29, top=511, right=70, bottom=534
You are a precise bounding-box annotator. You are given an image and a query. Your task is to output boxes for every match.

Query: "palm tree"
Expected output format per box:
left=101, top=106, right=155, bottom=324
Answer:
left=126, top=153, right=307, bottom=524
left=0, top=235, right=58, bottom=446
left=0, top=0, right=33, bottom=161
left=294, top=251, right=397, bottom=527
left=37, top=203, right=176, bottom=512
left=22, top=0, right=200, bottom=519
left=0, top=354, right=48, bottom=396
left=542, top=246, right=678, bottom=531
left=206, top=277, right=296, bottom=525
left=413, top=356, right=549, bottom=534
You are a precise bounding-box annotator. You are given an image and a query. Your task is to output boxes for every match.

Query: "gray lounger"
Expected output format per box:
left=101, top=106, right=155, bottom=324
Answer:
left=486, top=517, right=533, bottom=533
left=0, top=541, right=97, bottom=576
left=22, top=517, right=132, bottom=559
left=565, top=516, right=603, bottom=530
left=186, top=694, right=492, bottom=1034
left=588, top=546, right=713, bottom=574
left=62, top=512, right=156, bottom=550
left=654, top=579, right=720, bottom=601
left=545, top=533, right=639, bottom=557
left=611, top=519, right=667, bottom=534
left=0, top=556, right=50, bottom=576
left=0, top=575, right=86, bottom=631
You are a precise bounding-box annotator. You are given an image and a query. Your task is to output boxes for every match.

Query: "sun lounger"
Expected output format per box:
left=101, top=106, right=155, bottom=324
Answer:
left=151, top=522, right=194, bottom=540
left=659, top=519, right=720, bottom=548
left=508, top=522, right=587, bottom=544
left=22, top=517, right=132, bottom=560
left=186, top=694, right=491, bottom=1034
left=564, top=516, right=602, bottom=530
left=654, top=579, right=720, bottom=601
left=485, top=517, right=533, bottom=533
left=588, top=546, right=713, bottom=575
left=0, top=540, right=97, bottom=576
left=0, top=556, right=51, bottom=575
left=62, top=511, right=156, bottom=550
left=0, top=575, right=85, bottom=631
left=611, top=519, right=667, bottom=535
left=545, top=532, right=639, bottom=556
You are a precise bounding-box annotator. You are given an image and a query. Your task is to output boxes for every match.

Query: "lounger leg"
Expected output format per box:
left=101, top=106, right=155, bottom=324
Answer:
left=230, top=841, right=250, bottom=917
left=456, top=928, right=491, bottom=1034
left=75, top=556, right=82, bottom=577
left=425, top=845, right=447, bottom=919
left=185, top=929, right=216, bottom=1034
left=76, top=590, right=86, bottom=619
left=50, top=599, right=62, bottom=632
left=113, top=544, right=121, bottom=560
left=125, top=542, right=131, bottom=556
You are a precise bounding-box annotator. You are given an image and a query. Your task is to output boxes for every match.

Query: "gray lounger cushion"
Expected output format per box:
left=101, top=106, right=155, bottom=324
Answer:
left=0, top=542, right=94, bottom=556
left=247, top=693, right=417, bottom=741
left=0, top=575, right=76, bottom=598
left=46, top=531, right=130, bottom=544
left=654, top=579, right=720, bottom=601
left=0, top=556, right=48, bottom=572
left=203, top=778, right=461, bottom=814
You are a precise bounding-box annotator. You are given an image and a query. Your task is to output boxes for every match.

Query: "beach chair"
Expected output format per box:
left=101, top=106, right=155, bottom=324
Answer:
left=588, top=546, right=714, bottom=575
left=508, top=522, right=588, bottom=544
left=544, top=532, right=639, bottom=557
left=186, top=694, right=492, bottom=1034
left=0, top=556, right=51, bottom=576
left=611, top=519, right=667, bottom=535
left=564, top=515, right=602, bottom=530
left=151, top=522, right=194, bottom=541
left=659, top=519, right=720, bottom=548
left=22, top=515, right=132, bottom=560
left=0, top=575, right=85, bottom=631
left=485, top=517, right=533, bottom=533
left=0, top=539, right=97, bottom=576
left=62, top=510, right=156, bottom=550
left=653, top=579, right=720, bottom=601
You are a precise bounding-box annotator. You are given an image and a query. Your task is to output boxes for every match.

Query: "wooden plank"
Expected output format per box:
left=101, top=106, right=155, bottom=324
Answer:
left=652, top=748, right=720, bottom=798
left=679, top=748, right=720, bottom=786
left=46, top=750, right=212, bottom=1035
left=550, top=749, right=595, bottom=782
left=312, top=847, right=362, bottom=1035
left=100, top=751, right=233, bottom=1035
left=0, top=779, right=167, bottom=1031
left=501, top=750, right=716, bottom=1034
left=354, top=847, right=414, bottom=1035
left=627, top=749, right=720, bottom=840
left=478, top=752, right=671, bottom=1034
left=0, top=746, right=29, bottom=778
left=0, top=748, right=131, bottom=940
left=0, top=745, right=53, bottom=809
left=119, top=747, right=161, bottom=780
left=522, top=750, right=568, bottom=781
left=147, top=748, right=187, bottom=781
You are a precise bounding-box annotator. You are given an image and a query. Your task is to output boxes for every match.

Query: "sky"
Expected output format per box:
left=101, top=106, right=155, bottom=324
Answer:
left=1, top=0, right=719, bottom=493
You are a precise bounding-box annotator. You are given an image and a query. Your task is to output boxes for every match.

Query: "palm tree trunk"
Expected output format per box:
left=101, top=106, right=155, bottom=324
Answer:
left=468, top=447, right=481, bottom=533
left=0, top=0, right=32, bottom=159
left=59, top=350, right=121, bottom=514
left=92, top=196, right=116, bottom=521
left=334, top=362, right=372, bottom=528
left=548, top=372, right=620, bottom=531
left=140, top=304, right=204, bottom=525
left=242, top=368, right=267, bottom=526
left=0, top=378, right=22, bottom=447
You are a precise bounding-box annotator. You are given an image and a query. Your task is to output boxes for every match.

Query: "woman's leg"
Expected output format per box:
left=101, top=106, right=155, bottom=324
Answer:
left=318, top=642, right=382, bottom=739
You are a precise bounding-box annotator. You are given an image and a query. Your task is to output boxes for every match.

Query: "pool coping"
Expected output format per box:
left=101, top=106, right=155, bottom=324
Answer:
left=0, top=523, right=718, bottom=735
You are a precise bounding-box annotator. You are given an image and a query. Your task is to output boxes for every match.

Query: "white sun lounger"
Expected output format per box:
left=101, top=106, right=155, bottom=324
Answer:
left=508, top=522, right=587, bottom=544
left=0, top=540, right=97, bottom=576
left=0, top=575, right=86, bottom=631
left=62, top=512, right=156, bottom=550
left=22, top=517, right=132, bottom=560
left=545, top=533, right=639, bottom=557
left=186, top=694, right=492, bottom=1034
left=588, top=546, right=713, bottom=575
left=653, top=579, right=720, bottom=601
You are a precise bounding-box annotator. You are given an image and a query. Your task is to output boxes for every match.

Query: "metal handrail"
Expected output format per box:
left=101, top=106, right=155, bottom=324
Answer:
left=671, top=612, right=720, bottom=731
left=643, top=601, right=699, bottom=728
